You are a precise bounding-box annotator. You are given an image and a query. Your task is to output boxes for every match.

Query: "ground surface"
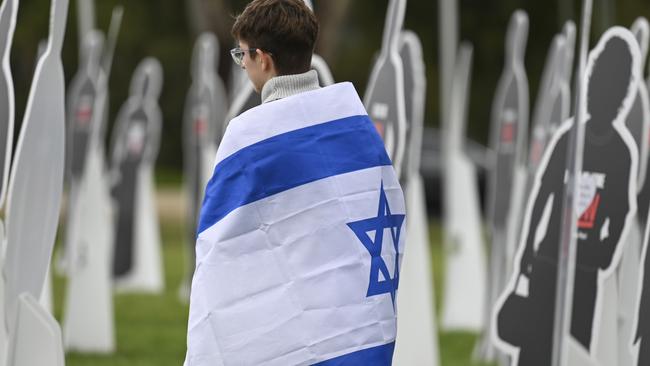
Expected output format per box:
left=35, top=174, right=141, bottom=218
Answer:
left=52, top=187, right=495, bottom=366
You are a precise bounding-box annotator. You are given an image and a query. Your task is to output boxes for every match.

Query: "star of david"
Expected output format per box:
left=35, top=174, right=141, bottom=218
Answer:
left=347, top=182, right=405, bottom=307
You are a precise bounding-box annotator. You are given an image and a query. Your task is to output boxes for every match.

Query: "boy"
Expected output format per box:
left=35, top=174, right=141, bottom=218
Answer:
left=185, top=1, right=406, bottom=365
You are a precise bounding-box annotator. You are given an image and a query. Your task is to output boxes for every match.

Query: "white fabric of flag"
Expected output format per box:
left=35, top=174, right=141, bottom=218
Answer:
left=185, top=83, right=406, bottom=366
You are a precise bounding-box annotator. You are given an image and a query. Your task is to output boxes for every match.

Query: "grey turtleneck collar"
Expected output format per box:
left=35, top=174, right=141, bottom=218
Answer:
left=261, top=70, right=320, bottom=104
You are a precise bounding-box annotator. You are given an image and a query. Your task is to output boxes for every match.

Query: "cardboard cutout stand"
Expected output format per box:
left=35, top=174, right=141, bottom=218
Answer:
left=528, top=23, right=574, bottom=181
left=550, top=21, right=576, bottom=135
left=180, top=33, right=228, bottom=301
left=110, top=58, right=164, bottom=293
left=638, top=27, right=650, bottom=243
left=60, top=6, right=121, bottom=276
left=494, top=27, right=640, bottom=366
left=440, top=42, right=487, bottom=333
left=62, top=32, right=115, bottom=354
left=561, top=21, right=577, bottom=97
left=0, top=0, right=18, bottom=361
left=63, top=122, right=115, bottom=353
left=550, top=3, right=592, bottom=364
left=8, top=294, right=64, bottom=366
left=618, top=17, right=650, bottom=366
left=76, top=0, right=94, bottom=44
left=63, top=9, right=122, bottom=352
left=30, top=40, right=55, bottom=315
left=632, top=25, right=650, bottom=366
left=632, top=23, right=650, bottom=366
left=634, top=199, right=650, bottom=366
left=60, top=31, right=103, bottom=276
left=477, top=10, right=529, bottom=362
left=362, top=0, right=407, bottom=176
left=529, top=35, right=563, bottom=161
left=2, top=0, right=68, bottom=363
left=398, top=29, right=423, bottom=188
left=0, top=230, right=4, bottom=366
left=0, top=0, right=16, bottom=211
left=62, top=125, right=115, bottom=353
left=393, top=30, right=440, bottom=366
left=508, top=29, right=573, bottom=363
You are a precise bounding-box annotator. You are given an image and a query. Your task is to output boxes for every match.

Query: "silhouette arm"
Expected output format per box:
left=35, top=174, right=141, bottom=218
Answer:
left=520, top=143, right=563, bottom=272
left=520, top=180, right=550, bottom=272
left=595, top=181, right=630, bottom=270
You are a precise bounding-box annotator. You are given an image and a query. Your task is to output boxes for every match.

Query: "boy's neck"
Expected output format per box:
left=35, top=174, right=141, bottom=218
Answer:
left=261, top=70, right=320, bottom=103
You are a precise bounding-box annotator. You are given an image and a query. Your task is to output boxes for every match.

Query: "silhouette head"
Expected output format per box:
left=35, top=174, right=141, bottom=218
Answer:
left=191, top=33, right=219, bottom=80
left=585, top=30, right=638, bottom=132
left=81, top=30, right=105, bottom=78
left=130, top=57, right=164, bottom=101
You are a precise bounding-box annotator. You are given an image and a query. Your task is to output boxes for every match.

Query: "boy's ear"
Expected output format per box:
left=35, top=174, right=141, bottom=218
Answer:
left=259, top=50, right=275, bottom=72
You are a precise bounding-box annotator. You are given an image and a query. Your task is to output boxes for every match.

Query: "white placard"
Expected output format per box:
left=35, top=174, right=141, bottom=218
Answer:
left=477, top=10, right=529, bottom=362
left=441, top=43, right=486, bottom=333
left=363, top=0, right=408, bottom=177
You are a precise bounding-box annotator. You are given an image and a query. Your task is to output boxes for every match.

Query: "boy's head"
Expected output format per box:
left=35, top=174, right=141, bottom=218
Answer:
left=231, top=0, right=319, bottom=92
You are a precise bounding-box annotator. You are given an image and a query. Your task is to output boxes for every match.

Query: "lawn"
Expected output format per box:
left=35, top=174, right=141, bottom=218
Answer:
left=51, top=186, right=494, bottom=366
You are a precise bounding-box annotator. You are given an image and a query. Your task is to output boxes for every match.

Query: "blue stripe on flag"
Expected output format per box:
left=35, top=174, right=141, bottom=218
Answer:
left=312, top=342, right=395, bottom=366
left=197, top=115, right=392, bottom=235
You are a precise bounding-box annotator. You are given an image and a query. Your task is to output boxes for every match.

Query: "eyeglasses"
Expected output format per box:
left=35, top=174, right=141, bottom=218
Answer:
left=230, top=47, right=273, bottom=66
left=230, top=47, right=258, bottom=66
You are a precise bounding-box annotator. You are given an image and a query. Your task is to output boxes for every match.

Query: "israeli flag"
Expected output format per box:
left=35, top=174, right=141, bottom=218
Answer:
left=185, top=82, right=406, bottom=366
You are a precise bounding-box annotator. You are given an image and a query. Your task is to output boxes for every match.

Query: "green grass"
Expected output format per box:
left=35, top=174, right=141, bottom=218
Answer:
left=155, top=167, right=185, bottom=188
left=429, top=224, right=495, bottom=366
left=53, top=203, right=189, bottom=366
left=51, top=188, right=494, bottom=365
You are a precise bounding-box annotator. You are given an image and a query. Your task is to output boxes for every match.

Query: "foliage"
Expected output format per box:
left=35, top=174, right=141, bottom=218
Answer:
left=10, top=0, right=650, bottom=172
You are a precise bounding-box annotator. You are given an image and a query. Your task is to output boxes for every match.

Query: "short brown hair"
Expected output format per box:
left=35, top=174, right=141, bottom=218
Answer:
left=232, top=0, right=319, bottom=75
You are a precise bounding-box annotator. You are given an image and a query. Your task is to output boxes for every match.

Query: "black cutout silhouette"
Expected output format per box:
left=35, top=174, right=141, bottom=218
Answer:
left=112, top=107, right=149, bottom=277
left=69, top=82, right=95, bottom=183
left=111, top=62, right=162, bottom=278
left=496, top=32, right=637, bottom=365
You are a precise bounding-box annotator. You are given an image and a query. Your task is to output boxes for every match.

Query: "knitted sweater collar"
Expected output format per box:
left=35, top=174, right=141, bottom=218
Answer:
left=261, top=70, right=320, bottom=104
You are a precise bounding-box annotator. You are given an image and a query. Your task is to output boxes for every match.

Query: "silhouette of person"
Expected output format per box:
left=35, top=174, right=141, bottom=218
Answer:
left=571, top=36, right=635, bottom=351
left=110, top=60, right=163, bottom=279
left=182, top=86, right=215, bottom=285
left=496, top=32, right=637, bottom=365
left=491, top=106, right=519, bottom=233
left=496, top=120, right=567, bottom=366
left=184, top=89, right=211, bottom=246
left=111, top=106, right=149, bottom=277
left=69, top=85, right=95, bottom=184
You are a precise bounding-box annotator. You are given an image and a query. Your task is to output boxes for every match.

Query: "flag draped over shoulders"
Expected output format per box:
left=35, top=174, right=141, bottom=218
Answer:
left=185, top=82, right=407, bottom=366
